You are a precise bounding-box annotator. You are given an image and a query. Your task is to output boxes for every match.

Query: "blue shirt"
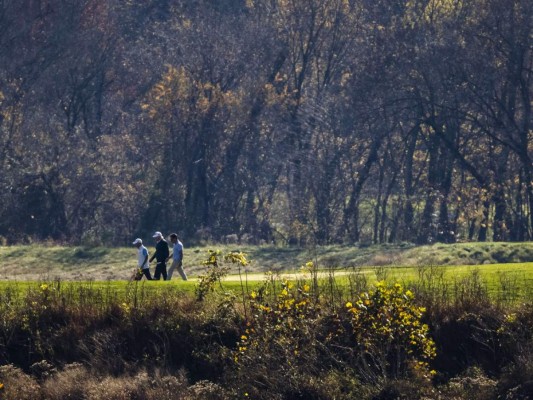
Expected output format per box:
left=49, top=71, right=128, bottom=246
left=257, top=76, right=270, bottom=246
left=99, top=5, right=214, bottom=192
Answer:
left=173, top=240, right=183, bottom=262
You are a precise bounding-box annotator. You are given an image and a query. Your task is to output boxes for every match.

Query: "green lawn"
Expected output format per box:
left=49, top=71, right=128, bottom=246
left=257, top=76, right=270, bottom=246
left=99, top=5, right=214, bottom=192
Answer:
left=1, top=242, right=532, bottom=281
left=1, top=261, right=531, bottom=302
left=0, top=242, right=531, bottom=301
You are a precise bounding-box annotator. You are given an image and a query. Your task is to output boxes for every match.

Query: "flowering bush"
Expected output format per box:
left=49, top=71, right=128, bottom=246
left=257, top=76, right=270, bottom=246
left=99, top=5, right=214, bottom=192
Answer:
left=233, top=278, right=323, bottom=398
left=344, top=281, right=436, bottom=379
left=196, top=250, right=249, bottom=302
left=236, top=279, right=317, bottom=364
left=233, top=278, right=436, bottom=397
left=195, top=250, right=230, bottom=301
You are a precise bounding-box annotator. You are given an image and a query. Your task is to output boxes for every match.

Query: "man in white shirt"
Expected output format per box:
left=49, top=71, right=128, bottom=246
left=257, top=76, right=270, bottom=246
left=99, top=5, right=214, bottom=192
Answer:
left=167, top=233, right=187, bottom=281
left=132, top=238, right=152, bottom=280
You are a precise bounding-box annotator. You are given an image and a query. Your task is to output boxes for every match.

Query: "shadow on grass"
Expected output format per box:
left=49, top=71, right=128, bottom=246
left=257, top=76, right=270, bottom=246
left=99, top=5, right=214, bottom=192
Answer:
left=44, top=247, right=112, bottom=264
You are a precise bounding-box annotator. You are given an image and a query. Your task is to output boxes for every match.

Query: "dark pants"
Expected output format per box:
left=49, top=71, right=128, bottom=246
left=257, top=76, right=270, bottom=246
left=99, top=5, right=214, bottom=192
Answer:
left=135, top=268, right=152, bottom=280
left=154, top=262, right=167, bottom=280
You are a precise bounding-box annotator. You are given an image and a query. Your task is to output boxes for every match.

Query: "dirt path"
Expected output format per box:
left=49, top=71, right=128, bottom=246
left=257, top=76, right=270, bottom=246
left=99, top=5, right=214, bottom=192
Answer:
left=0, top=268, right=370, bottom=282
left=218, top=269, right=370, bottom=282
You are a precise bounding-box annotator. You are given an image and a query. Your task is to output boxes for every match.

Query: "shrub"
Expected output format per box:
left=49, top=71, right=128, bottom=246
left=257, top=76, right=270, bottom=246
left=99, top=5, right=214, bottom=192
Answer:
left=0, top=365, right=40, bottom=400
left=35, top=364, right=225, bottom=400
left=496, top=305, right=533, bottom=397
left=41, top=363, right=90, bottom=400
left=195, top=250, right=247, bottom=301
left=439, top=366, right=498, bottom=400
left=343, top=282, right=436, bottom=380
left=234, top=278, right=322, bottom=398
left=233, top=278, right=436, bottom=397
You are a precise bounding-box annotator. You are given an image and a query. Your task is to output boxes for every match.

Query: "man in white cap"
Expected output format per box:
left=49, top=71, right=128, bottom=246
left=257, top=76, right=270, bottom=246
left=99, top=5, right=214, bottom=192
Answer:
left=149, top=231, right=170, bottom=280
left=132, top=238, right=152, bottom=280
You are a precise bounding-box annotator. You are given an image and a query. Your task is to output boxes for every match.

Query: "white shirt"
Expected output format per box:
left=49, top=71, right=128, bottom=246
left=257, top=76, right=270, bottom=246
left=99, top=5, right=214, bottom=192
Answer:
left=137, top=245, right=150, bottom=269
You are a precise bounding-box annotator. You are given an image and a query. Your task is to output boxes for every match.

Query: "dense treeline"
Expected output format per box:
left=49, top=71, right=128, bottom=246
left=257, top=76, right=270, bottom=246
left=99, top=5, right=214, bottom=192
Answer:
left=0, top=0, right=531, bottom=245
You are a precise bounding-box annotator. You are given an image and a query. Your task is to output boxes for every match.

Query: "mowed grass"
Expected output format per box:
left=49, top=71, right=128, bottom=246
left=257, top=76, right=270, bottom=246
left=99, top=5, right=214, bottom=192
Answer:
left=0, top=242, right=531, bottom=301
left=1, top=261, right=531, bottom=302
left=233, top=262, right=533, bottom=300
left=1, top=241, right=532, bottom=281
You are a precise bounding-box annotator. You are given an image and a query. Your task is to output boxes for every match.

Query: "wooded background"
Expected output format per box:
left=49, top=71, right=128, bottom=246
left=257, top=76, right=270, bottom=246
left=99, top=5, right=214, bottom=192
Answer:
left=0, top=0, right=531, bottom=245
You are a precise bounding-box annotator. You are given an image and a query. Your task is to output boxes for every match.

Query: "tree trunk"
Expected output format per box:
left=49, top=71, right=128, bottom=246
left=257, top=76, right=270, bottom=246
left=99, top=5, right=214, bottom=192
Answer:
left=417, top=190, right=436, bottom=244
left=344, top=136, right=383, bottom=243
left=477, top=200, right=490, bottom=242
left=401, top=127, right=418, bottom=241
left=492, top=190, right=507, bottom=241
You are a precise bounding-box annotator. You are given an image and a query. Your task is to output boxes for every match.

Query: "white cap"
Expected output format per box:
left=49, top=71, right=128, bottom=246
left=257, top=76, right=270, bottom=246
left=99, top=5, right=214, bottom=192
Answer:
left=132, top=238, right=142, bottom=245
left=152, top=231, right=163, bottom=238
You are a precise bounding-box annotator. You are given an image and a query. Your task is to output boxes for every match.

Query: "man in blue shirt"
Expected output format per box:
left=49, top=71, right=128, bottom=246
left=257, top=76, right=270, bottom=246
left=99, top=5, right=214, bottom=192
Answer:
left=167, top=233, right=187, bottom=281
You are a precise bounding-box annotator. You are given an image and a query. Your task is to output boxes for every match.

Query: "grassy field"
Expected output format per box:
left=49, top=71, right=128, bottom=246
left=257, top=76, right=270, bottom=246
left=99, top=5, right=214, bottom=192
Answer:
left=0, top=241, right=531, bottom=301
left=1, top=261, right=531, bottom=302
left=0, top=241, right=532, bottom=281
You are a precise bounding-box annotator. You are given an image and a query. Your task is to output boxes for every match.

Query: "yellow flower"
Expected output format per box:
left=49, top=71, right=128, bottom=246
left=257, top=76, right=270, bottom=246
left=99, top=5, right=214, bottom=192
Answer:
left=504, top=313, right=517, bottom=323
left=250, top=291, right=257, bottom=299
left=345, top=302, right=353, bottom=308
left=241, top=335, right=247, bottom=340
left=303, top=284, right=310, bottom=292
left=296, top=301, right=307, bottom=309
left=40, top=283, right=48, bottom=291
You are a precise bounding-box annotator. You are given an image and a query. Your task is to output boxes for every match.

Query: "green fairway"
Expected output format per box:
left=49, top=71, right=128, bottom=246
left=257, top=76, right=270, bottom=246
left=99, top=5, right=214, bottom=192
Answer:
left=0, top=242, right=532, bottom=302
left=1, top=261, right=531, bottom=302
left=225, top=261, right=533, bottom=300
left=1, top=242, right=532, bottom=281
left=0, top=242, right=531, bottom=301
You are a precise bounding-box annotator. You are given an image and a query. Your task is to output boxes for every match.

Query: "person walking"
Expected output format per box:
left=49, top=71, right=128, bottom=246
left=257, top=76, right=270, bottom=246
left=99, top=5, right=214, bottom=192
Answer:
left=167, top=233, right=187, bottom=281
left=149, top=231, right=169, bottom=280
left=132, top=238, right=152, bottom=280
